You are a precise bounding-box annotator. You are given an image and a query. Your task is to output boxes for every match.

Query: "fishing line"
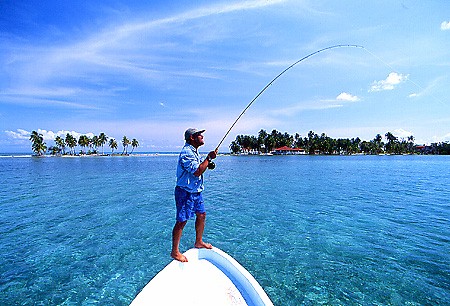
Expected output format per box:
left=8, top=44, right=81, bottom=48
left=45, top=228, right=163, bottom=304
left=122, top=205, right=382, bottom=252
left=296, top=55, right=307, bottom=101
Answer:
left=362, top=47, right=446, bottom=107
left=206, top=44, right=363, bottom=170
left=208, top=44, right=442, bottom=170
left=214, top=44, right=364, bottom=152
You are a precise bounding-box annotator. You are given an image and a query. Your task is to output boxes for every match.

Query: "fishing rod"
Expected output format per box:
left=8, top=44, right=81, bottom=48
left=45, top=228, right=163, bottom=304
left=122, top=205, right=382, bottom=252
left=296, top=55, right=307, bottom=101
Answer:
left=207, top=44, right=364, bottom=170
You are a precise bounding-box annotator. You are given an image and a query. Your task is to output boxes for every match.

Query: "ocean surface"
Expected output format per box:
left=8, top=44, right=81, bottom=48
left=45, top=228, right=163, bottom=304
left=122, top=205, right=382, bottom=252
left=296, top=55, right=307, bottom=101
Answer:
left=0, top=154, right=449, bottom=305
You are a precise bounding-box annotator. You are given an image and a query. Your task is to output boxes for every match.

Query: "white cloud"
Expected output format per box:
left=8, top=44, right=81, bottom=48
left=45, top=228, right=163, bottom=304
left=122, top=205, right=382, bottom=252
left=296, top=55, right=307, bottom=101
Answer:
left=441, top=21, right=450, bottom=30
left=2, top=0, right=288, bottom=108
left=37, top=129, right=56, bottom=141
left=5, top=129, right=30, bottom=140
left=392, top=128, right=413, bottom=139
left=443, top=133, right=450, bottom=141
left=50, top=130, right=96, bottom=141
left=432, top=133, right=450, bottom=143
left=336, top=92, right=360, bottom=102
left=5, top=129, right=96, bottom=141
left=369, top=72, right=408, bottom=92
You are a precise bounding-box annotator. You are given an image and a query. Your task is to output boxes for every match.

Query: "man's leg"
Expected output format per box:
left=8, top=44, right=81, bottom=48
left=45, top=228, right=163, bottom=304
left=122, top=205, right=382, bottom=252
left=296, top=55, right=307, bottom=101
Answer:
left=194, top=212, right=212, bottom=249
left=171, top=221, right=188, bottom=262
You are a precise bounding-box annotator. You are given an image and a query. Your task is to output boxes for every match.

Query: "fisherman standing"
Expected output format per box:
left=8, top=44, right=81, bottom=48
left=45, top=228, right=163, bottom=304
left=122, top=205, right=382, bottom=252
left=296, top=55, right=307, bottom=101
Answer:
left=171, top=128, right=217, bottom=262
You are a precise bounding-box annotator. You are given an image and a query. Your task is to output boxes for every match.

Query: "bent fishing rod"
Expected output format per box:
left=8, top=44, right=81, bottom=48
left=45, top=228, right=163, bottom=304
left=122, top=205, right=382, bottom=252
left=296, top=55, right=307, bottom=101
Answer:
left=208, top=44, right=364, bottom=170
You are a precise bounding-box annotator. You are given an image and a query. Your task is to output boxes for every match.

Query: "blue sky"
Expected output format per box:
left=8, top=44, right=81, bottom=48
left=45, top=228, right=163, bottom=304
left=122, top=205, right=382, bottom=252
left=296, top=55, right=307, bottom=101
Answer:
left=1, top=0, right=449, bottom=153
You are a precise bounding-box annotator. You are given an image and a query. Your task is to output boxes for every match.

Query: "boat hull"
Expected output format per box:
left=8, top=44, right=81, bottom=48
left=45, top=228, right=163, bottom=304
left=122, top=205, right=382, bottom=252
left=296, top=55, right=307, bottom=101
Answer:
left=130, top=247, right=273, bottom=306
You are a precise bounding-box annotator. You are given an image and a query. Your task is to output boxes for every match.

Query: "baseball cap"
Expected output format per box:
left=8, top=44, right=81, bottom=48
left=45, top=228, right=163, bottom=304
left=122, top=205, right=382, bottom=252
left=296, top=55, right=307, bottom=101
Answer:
left=184, top=128, right=205, bottom=140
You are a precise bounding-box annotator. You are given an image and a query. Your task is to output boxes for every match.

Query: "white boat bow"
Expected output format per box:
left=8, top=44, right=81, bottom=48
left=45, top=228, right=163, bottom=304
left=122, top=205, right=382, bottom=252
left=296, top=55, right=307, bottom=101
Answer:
left=130, top=247, right=273, bottom=306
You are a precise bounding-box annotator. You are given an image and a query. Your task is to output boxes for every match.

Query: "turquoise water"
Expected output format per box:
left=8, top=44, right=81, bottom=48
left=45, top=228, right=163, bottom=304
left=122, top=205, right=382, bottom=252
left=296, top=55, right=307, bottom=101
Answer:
left=1, top=155, right=449, bottom=305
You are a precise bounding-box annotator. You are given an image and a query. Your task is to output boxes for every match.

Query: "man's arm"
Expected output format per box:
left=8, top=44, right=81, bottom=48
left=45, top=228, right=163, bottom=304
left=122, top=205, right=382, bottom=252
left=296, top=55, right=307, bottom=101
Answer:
left=193, top=150, right=217, bottom=177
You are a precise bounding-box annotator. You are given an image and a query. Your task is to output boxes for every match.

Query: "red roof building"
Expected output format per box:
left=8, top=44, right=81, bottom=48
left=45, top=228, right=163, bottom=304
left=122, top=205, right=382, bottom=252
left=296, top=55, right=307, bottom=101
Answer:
left=273, top=146, right=306, bottom=155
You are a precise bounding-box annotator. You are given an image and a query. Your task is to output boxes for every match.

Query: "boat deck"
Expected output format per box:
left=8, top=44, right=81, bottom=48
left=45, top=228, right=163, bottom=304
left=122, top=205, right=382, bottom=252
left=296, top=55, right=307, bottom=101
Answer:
left=130, top=248, right=272, bottom=306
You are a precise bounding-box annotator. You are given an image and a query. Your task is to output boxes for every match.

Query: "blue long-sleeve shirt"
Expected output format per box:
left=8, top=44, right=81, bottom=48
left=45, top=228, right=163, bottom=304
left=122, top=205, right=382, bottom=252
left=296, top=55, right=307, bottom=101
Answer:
left=176, top=143, right=204, bottom=193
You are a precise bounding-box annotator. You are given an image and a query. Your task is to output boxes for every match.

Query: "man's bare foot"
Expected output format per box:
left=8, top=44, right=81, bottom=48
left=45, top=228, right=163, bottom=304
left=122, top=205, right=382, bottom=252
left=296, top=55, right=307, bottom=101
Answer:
left=171, top=251, right=188, bottom=262
left=194, top=241, right=213, bottom=249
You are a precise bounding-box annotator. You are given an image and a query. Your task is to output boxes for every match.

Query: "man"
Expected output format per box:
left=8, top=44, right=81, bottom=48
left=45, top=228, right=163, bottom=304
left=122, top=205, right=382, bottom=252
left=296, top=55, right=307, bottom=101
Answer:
left=171, top=128, right=217, bottom=262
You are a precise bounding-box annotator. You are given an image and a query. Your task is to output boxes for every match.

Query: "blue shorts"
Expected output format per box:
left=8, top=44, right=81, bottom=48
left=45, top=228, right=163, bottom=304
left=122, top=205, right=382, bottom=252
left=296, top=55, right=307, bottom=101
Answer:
left=174, top=186, right=205, bottom=222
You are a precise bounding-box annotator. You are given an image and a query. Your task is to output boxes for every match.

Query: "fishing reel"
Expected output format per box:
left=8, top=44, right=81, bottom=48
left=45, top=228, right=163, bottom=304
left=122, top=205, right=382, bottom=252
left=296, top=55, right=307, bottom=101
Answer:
left=207, top=161, right=216, bottom=170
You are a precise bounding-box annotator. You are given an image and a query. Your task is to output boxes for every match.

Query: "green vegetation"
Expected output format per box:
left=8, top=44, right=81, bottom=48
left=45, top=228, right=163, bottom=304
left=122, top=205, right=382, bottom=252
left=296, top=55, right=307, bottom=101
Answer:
left=29, top=131, right=47, bottom=156
left=230, top=129, right=450, bottom=155
left=29, top=131, right=139, bottom=156
left=29, top=128, right=449, bottom=156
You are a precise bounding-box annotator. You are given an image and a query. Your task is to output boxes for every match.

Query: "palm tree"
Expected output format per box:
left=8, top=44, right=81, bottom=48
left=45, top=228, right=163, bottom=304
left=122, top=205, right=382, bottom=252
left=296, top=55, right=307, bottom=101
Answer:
left=131, top=138, right=139, bottom=153
left=29, top=131, right=47, bottom=156
left=109, top=138, right=118, bottom=154
left=65, top=133, right=77, bottom=155
left=91, top=135, right=99, bottom=154
left=373, top=134, right=384, bottom=154
left=98, top=133, right=108, bottom=155
left=406, top=135, right=415, bottom=154
left=385, top=132, right=397, bottom=143
left=258, top=129, right=268, bottom=153
left=294, top=133, right=305, bottom=149
left=48, top=146, right=60, bottom=155
left=29, top=130, right=40, bottom=145
left=265, top=135, right=276, bottom=153
left=122, top=136, right=130, bottom=155
left=374, top=134, right=383, bottom=143
left=307, top=130, right=317, bottom=154
left=55, top=136, right=66, bottom=155
left=229, top=140, right=241, bottom=154
left=385, top=132, right=398, bottom=154
left=78, top=135, right=90, bottom=155
left=350, top=137, right=361, bottom=154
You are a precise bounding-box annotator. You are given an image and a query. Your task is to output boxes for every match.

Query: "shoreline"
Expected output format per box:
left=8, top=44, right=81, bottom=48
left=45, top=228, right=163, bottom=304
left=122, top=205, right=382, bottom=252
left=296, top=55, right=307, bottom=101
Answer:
left=0, top=152, right=445, bottom=158
left=0, top=153, right=179, bottom=158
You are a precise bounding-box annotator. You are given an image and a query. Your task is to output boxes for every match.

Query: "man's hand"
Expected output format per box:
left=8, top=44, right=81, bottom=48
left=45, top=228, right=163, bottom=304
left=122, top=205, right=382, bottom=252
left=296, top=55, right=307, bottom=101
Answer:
left=194, top=149, right=218, bottom=176
left=207, top=149, right=218, bottom=160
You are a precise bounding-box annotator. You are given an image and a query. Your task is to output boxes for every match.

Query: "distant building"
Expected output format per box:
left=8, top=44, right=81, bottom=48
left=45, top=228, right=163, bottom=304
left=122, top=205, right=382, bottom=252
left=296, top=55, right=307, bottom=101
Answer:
left=415, top=145, right=436, bottom=155
left=273, top=146, right=306, bottom=155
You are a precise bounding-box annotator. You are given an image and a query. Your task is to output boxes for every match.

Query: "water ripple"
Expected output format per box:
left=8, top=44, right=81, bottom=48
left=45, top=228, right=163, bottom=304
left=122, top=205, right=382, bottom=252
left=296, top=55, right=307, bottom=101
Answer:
left=1, top=155, right=449, bottom=305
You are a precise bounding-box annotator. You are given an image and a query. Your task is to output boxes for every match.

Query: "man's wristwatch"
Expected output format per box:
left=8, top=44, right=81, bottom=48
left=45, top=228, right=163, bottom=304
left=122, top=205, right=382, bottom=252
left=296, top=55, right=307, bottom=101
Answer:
left=206, top=156, right=212, bottom=163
